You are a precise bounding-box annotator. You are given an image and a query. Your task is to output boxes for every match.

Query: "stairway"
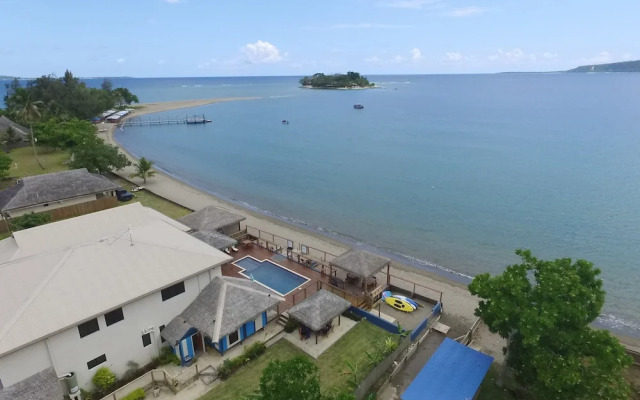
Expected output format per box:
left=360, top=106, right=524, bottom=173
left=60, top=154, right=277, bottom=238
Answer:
left=276, top=313, right=289, bottom=327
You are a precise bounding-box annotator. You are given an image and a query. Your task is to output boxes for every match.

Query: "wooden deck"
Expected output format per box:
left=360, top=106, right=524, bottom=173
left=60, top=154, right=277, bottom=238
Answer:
left=221, top=244, right=382, bottom=313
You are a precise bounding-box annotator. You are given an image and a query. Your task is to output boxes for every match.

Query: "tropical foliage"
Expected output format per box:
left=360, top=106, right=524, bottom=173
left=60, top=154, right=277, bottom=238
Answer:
left=92, top=367, right=116, bottom=392
left=253, top=356, right=321, bottom=400
left=9, top=212, right=51, bottom=231
left=69, top=135, right=131, bottom=174
left=299, top=72, right=373, bottom=88
left=0, top=152, right=11, bottom=178
left=469, top=249, right=632, bottom=400
left=130, top=157, right=157, bottom=184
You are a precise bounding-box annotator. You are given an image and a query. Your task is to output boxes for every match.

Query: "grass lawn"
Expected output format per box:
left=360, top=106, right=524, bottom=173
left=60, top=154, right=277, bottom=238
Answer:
left=199, top=340, right=305, bottom=400
left=111, top=177, right=192, bottom=220
left=7, top=146, right=70, bottom=178
left=477, top=364, right=518, bottom=400
left=199, top=321, right=392, bottom=400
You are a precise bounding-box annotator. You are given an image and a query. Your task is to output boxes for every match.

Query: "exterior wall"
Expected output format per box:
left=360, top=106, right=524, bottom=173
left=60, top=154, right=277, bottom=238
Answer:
left=7, top=194, right=99, bottom=217
left=1, top=267, right=218, bottom=391
left=0, top=341, right=52, bottom=387
left=220, top=223, right=241, bottom=236
left=215, top=311, right=267, bottom=355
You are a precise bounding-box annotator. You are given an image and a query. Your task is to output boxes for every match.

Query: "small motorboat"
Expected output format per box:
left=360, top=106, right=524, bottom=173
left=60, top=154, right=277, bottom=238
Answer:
left=282, top=120, right=289, bottom=124
left=353, top=104, right=364, bottom=109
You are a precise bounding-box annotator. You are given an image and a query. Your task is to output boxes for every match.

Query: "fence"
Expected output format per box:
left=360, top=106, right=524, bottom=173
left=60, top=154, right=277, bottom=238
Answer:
left=98, top=364, right=201, bottom=400
left=354, top=333, right=412, bottom=400
left=410, top=301, right=443, bottom=342
left=455, top=317, right=482, bottom=345
left=386, top=273, right=443, bottom=305
left=348, top=306, right=401, bottom=334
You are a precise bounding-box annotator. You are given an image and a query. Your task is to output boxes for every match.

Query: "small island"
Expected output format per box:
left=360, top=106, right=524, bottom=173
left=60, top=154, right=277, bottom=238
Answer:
left=300, top=72, right=374, bottom=89
left=566, top=59, right=640, bottom=73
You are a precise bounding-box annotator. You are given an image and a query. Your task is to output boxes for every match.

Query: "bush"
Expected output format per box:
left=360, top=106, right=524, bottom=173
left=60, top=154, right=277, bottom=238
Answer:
left=121, top=388, right=145, bottom=400
left=80, top=388, right=93, bottom=400
left=284, top=318, right=300, bottom=333
left=92, top=367, right=116, bottom=391
left=158, top=345, right=181, bottom=366
left=217, top=341, right=267, bottom=380
left=9, top=212, right=51, bottom=231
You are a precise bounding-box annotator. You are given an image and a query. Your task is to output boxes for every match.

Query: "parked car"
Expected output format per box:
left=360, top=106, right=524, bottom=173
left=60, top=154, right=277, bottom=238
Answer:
left=115, top=188, right=134, bottom=202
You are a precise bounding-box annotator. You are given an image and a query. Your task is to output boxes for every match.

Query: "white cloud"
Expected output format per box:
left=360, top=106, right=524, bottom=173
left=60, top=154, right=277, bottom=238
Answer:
left=242, top=40, right=283, bottom=64
left=621, top=53, right=633, bottom=61
left=581, top=51, right=612, bottom=64
left=445, top=51, right=463, bottom=61
left=448, top=6, right=484, bottom=17
left=410, top=48, right=423, bottom=61
left=116, top=58, right=125, bottom=64
left=378, top=0, right=441, bottom=9
left=488, top=48, right=525, bottom=62
left=365, top=56, right=382, bottom=64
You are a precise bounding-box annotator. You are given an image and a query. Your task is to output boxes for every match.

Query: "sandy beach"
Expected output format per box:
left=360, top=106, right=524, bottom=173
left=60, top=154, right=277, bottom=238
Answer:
left=97, top=97, right=640, bottom=360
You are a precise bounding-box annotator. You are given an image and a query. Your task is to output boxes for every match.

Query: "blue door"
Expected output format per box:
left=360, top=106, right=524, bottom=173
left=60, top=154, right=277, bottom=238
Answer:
left=244, top=321, right=256, bottom=338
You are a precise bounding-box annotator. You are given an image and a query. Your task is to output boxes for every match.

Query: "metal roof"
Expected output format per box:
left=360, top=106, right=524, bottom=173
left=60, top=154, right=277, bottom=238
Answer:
left=162, top=276, right=283, bottom=344
left=0, top=368, right=64, bottom=400
left=0, top=168, right=119, bottom=212
left=401, top=338, right=494, bottom=400
left=178, top=205, right=245, bottom=232
left=329, top=249, right=390, bottom=279
left=287, top=290, right=351, bottom=331
left=0, top=203, right=232, bottom=357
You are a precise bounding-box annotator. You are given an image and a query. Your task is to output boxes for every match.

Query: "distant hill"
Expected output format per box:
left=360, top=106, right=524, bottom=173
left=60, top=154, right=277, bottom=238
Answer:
left=566, top=60, right=640, bottom=73
left=0, top=75, right=16, bottom=80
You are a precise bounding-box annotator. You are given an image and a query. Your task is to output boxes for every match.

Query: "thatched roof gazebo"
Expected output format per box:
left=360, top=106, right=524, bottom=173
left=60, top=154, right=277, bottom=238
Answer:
left=190, top=230, right=237, bottom=251
left=178, top=206, right=246, bottom=235
left=330, top=249, right=391, bottom=280
left=0, top=367, right=64, bottom=400
left=287, top=289, right=351, bottom=344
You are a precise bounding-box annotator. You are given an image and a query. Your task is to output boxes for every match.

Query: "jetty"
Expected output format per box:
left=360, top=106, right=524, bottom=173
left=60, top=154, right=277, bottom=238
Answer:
left=123, top=114, right=212, bottom=127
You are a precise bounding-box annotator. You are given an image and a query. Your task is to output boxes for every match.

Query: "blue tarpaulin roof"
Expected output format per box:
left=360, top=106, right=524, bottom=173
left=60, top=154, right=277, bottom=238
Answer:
left=401, top=338, right=494, bottom=400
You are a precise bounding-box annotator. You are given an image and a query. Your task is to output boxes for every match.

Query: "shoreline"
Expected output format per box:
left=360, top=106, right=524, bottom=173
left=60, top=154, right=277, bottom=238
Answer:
left=98, top=97, right=640, bottom=355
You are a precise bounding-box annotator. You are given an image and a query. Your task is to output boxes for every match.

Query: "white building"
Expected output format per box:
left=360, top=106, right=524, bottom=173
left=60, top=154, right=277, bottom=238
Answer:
left=0, top=202, right=232, bottom=393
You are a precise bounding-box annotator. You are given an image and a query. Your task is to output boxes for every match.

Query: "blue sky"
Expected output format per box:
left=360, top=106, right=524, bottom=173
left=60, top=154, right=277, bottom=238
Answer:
left=1, top=0, right=637, bottom=77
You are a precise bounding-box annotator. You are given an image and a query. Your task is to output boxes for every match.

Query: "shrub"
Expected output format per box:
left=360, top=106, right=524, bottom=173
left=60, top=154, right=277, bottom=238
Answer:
left=284, top=318, right=300, bottom=333
left=158, top=345, right=181, bottom=366
left=121, top=388, right=145, bottom=400
left=92, top=367, right=116, bottom=391
left=217, top=341, right=267, bottom=380
left=243, top=341, right=266, bottom=360
left=80, top=388, right=93, bottom=400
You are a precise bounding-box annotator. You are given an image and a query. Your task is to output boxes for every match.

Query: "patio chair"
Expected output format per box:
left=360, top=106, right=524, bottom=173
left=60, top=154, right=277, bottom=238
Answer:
left=231, top=245, right=239, bottom=252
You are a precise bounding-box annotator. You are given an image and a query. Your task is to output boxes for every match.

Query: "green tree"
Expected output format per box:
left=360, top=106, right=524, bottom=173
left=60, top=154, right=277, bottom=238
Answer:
left=92, top=366, right=116, bottom=392
left=34, top=118, right=96, bottom=149
left=469, top=249, right=632, bottom=400
left=13, top=90, right=45, bottom=170
left=129, top=157, right=157, bottom=184
left=70, top=136, right=131, bottom=174
left=254, top=356, right=321, bottom=400
left=2, top=125, right=23, bottom=145
left=0, top=151, right=11, bottom=178
left=9, top=212, right=51, bottom=231
left=113, top=87, right=139, bottom=106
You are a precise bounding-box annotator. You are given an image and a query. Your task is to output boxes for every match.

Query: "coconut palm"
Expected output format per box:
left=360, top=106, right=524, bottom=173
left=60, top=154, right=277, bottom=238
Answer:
left=129, top=157, right=157, bottom=184
left=13, top=90, right=45, bottom=169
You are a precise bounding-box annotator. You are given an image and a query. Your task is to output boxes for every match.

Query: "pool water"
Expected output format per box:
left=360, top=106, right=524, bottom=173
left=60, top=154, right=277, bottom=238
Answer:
left=234, top=257, right=309, bottom=295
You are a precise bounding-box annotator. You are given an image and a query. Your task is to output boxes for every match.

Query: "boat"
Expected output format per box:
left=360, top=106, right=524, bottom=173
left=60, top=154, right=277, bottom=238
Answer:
left=382, top=291, right=417, bottom=312
left=282, top=120, right=289, bottom=124
left=353, top=104, right=364, bottom=109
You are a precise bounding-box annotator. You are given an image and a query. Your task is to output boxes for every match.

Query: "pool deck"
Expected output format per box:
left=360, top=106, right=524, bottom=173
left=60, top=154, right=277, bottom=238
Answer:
left=221, top=245, right=371, bottom=313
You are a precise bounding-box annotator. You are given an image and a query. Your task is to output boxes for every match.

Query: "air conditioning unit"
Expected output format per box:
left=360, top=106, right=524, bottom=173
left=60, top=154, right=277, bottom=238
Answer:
left=141, top=326, right=154, bottom=334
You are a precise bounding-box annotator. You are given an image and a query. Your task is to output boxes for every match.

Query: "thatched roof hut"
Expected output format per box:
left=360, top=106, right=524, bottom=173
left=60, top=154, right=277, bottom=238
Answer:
left=190, top=230, right=236, bottom=251
left=0, top=368, right=64, bottom=400
left=329, top=249, right=390, bottom=280
left=178, top=205, right=246, bottom=234
left=287, top=289, right=351, bottom=332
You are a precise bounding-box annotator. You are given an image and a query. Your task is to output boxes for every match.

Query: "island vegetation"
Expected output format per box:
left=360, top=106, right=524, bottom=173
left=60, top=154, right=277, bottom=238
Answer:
left=299, top=72, right=374, bottom=89
left=566, top=59, right=640, bottom=73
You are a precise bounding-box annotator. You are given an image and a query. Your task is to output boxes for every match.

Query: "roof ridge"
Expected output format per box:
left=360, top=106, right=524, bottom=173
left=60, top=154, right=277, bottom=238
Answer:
left=225, top=280, right=284, bottom=301
left=211, top=280, right=227, bottom=342
left=0, top=248, right=73, bottom=343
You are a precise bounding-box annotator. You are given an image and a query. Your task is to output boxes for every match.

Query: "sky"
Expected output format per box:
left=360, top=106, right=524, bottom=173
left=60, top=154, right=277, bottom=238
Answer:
left=1, top=0, right=638, bottom=77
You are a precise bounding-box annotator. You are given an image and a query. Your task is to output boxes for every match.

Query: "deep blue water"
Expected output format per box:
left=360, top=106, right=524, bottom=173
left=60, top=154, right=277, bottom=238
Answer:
left=4, top=74, right=640, bottom=336
left=235, top=256, right=309, bottom=295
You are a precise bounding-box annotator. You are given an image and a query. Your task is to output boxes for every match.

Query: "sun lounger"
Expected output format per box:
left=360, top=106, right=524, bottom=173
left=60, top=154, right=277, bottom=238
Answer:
left=231, top=245, right=239, bottom=252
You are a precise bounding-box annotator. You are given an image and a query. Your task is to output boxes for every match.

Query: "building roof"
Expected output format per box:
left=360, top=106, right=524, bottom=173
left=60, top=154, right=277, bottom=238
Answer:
left=401, top=338, right=494, bottom=400
left=0, top=368, right=64, bottom=400
left=0, top=168, right=120, bottom=212
left=162, top=276, right=283, bottom=345
left=329, top=249, right=390, bottom=280
left=178, top=205, right=246, bottom=232
left=0, top=115, right=29, bottom=139
left=287, top=290, right=351, bottom=332
left=0, top=203, right=232, bottom=357
left=190, top=230, right=237, bottom=250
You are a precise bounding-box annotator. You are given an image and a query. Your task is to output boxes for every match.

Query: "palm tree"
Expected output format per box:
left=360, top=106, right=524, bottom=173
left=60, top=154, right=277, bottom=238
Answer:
left=129, top=157, right=157, bottom=184
left=13, top=90, right=45, bottom=170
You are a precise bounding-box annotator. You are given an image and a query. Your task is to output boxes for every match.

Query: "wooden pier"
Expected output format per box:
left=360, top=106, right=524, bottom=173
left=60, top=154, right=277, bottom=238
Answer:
left=123, top=114, right=212, bottom=127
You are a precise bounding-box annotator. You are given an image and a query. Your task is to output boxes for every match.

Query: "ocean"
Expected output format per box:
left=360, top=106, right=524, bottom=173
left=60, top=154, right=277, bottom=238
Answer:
left=4, top=74, right=640, bottom=336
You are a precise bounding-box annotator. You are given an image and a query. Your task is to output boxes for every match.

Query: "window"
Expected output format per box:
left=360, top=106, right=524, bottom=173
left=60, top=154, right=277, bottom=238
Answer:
left=104, top=308, right=124, bottom=326
left=228, top=330, right=239, bottom=345
left=301, top=245, right=308, bottom=255
left=142, top=333, right=152, bottom=347
left=78, top=319, right=100, bottom=338
left=161, top=281, right=185, bottom=301
left=87, top=354, right=107, bottom=370
left=159, top=325, right=166, bottom=343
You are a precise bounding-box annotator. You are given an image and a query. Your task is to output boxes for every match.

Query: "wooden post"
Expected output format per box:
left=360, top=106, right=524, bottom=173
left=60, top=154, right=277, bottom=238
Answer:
left=387, top=263, right=391, bottom=285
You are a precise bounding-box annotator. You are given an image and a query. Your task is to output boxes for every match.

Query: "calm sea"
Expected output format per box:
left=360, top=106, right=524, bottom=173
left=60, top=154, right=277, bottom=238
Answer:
left=4, top=74, right=640, bottom=336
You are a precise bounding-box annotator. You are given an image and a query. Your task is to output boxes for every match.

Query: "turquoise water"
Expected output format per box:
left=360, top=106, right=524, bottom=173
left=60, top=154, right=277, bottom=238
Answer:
left=10, top=74, right=637, bottom=335
left=234, top=256, right=309, bottom=295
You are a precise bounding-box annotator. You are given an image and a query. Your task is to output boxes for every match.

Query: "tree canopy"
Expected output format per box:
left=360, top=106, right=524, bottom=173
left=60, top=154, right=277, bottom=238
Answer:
left=130, top=157, right=156, bottom=184
left=469, top=249, right=632, bottom=400
left=0, top=151, right=11, bottom=178
left=34, top=118, right=96, bottom=149
left=254, top=356, right=321, bottom=400
left=69, top=136, right=131, bottom=174
left=299, top=72, right=373, bottom=88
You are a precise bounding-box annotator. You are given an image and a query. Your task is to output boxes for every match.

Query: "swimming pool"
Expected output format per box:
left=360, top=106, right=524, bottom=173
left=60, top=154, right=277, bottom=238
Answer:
left=234, top=256, right=310, bottom=296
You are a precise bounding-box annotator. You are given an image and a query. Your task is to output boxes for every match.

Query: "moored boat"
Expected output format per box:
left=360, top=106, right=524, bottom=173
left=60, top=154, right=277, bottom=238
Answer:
left=353, top=104, right=364, bottom=109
